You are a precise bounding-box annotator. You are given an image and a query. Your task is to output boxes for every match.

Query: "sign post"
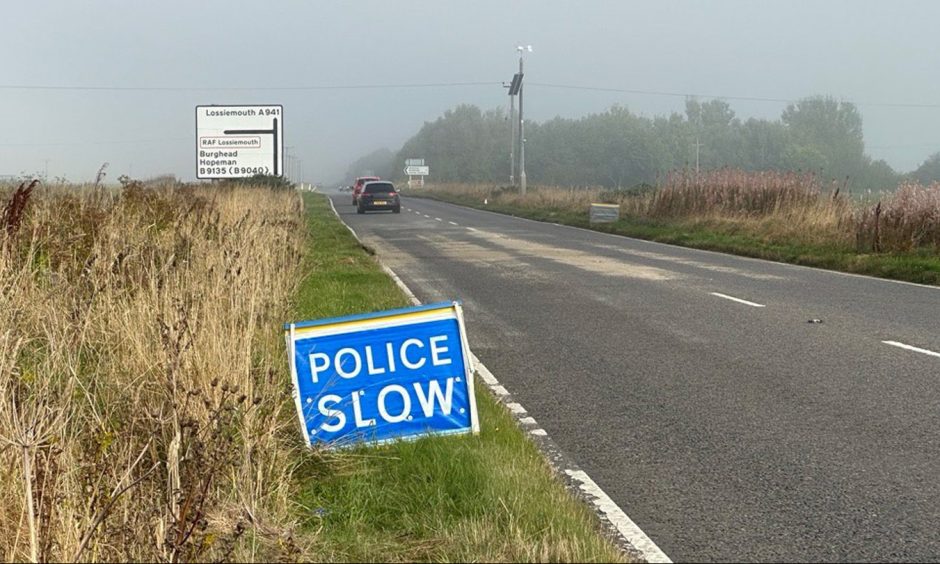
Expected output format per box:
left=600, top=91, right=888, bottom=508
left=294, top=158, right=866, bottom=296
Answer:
left=285, top=301, right=479, bottom=448
left=196, top=105, right=284, bottom=179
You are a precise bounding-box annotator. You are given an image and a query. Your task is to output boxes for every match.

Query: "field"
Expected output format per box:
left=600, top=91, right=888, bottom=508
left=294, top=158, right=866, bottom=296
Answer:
left=414, top=170, right=940, bottom=285
left=0, top=180, right=625, bottom=562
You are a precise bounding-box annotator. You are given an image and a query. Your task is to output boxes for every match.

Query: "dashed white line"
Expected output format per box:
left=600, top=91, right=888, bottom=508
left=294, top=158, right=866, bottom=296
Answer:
left=506, top=402, right=527, bottom=414
left=434, top=217, right=443, bottom=222
left=882, top=340, right=940, bottom=358
left=448, top=221, right=458, bottom=226
left=423, top=214, right=431, bottom=218
left=710, top=292, right=765, bottom=308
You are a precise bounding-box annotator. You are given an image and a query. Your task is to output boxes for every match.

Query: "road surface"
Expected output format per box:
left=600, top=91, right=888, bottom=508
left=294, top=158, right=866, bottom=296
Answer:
left=330, top=191, right=940, bottom=562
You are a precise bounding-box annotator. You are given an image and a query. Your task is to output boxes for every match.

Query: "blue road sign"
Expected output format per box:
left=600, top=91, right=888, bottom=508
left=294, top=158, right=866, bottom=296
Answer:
left=284, top=301, right=479, bottom=448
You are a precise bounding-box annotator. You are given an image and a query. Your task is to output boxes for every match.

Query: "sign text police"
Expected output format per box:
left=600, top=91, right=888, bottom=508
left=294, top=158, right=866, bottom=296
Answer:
left=285, top=302, right=479, bottom=447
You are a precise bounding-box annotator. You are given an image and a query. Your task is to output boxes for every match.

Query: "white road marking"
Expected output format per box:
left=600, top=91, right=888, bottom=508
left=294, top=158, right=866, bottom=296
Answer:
left=466, top=227, right=478, bottom=232
left=435, top=217, right=443, bottom=222
left=506, top=402, right=527, bottom=414
left=566, top=469, right=673, bottom=563
left=882, top=340, right=940, bottom=359
left=423, top=214, right=431, bottom=218
left=530, top=429, right=548, bottom=436
left=520, top=416, right=537, bottom=425
left=710, top=292, right=765, bottom=308
left=448, top=221, right=458, bottom=226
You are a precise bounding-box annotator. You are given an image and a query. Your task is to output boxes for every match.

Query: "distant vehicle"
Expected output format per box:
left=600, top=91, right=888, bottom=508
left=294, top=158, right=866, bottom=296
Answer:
left=357, top=181, right=401, bottom=214
left=352, top=176, right=380, bottom=204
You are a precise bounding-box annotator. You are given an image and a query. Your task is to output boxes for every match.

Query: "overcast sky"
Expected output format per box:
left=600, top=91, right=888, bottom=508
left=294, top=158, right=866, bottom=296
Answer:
left=4, top=0, right=940, bottom=184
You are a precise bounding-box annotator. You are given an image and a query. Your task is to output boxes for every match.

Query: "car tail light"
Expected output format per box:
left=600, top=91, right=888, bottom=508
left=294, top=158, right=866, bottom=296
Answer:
left=388, top=191, right=397, bottom=196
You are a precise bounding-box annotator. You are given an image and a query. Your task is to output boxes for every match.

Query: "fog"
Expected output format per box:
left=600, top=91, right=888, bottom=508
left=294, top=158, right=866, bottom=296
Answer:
left=3, top=0, right=940, bottom=184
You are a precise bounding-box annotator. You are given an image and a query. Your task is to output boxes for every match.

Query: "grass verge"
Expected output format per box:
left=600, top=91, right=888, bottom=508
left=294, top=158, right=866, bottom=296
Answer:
left=412, top=189, right=940, bottom=286
left=291, top=193, right=627, bottom=562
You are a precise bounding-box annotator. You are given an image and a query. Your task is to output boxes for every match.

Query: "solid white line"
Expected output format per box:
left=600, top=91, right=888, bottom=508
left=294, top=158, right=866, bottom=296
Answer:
left=448, top=221, right=458, bottom=226
left=882, top=340, right=940, bottom=358
left=566, top=469, right=672, bottom=563
left=710, top=292, right=765, bottom=308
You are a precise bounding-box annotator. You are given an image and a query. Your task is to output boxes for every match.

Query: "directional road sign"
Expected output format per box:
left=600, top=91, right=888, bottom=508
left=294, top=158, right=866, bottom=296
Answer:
left=196, top=105, right=283, bottom=179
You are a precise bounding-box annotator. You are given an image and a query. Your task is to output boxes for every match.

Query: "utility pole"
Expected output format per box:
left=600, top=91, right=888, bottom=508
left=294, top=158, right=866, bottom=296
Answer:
left=284, top=146, right=293, bottom=181
left=517, top=45, right=532, bottom=195
left=693, top=137, right=703, bottom=176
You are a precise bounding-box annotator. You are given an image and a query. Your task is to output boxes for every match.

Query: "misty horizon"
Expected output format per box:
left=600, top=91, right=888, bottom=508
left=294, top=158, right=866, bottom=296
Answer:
left=5, top=1, right=940, bottom=184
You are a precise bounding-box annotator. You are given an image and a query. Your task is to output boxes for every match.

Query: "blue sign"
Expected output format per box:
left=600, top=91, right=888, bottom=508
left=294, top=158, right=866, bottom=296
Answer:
left=284, top=301, right=479, bottom=448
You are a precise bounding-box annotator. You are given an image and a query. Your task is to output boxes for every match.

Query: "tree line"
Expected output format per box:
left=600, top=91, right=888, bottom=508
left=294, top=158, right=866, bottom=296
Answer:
left=347, top=96, right=940, bottom=191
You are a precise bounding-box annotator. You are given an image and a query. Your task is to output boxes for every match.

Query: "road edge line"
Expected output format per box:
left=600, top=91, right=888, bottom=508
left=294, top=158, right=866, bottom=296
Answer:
left=326, top=194, right=672, bottom=563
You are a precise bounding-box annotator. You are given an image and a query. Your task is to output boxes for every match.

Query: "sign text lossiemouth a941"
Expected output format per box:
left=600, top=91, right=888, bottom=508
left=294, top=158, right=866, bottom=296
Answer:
left=284, top=302, right=479, bottom=448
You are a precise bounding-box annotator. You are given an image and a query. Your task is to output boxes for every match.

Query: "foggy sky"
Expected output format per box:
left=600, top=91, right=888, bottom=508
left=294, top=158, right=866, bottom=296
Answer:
left=4, top=0, right=940, bottom=184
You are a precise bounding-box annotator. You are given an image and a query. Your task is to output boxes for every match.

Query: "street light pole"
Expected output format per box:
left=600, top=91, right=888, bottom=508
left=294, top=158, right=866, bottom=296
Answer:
left=509, top=92, right=515, bottom=186
left=517, top=45, right=531, bottom=196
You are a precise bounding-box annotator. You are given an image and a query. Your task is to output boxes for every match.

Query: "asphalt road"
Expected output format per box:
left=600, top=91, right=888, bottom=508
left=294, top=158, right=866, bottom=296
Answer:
left=329, top=190, right=940, bottom=562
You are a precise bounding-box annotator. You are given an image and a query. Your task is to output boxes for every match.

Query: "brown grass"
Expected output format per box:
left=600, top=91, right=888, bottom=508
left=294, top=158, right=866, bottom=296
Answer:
left=421, top=170, right=940, bottom=255
left=0, top=180, right=307, bottom=561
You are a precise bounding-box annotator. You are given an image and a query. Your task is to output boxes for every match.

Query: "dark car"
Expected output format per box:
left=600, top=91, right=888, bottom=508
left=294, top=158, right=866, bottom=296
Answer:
left=357, top=181, right=401, bottom=214
left=352, top=176, right=380, bottom=205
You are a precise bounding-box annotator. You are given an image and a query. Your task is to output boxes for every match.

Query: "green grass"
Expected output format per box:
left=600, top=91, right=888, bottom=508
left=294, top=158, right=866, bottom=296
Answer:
left=414, top=191, right=940, bottom=286
left=291, top=193, right=627, bottom=562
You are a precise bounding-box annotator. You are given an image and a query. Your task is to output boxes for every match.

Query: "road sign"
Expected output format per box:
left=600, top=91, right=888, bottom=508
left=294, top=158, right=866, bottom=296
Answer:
left=285, top=301, right=479, bottom=448
left=405, top=158, right=425, bottom=166
left=404, top=165, right=430, bottom=176
left=196, top=105, right=283, bottom=179
left=589, top=203, right=620, bottom=224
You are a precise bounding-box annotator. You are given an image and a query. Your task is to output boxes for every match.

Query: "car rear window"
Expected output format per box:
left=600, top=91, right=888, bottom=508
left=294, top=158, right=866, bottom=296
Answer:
left=364, top=183, right=395, bottom=194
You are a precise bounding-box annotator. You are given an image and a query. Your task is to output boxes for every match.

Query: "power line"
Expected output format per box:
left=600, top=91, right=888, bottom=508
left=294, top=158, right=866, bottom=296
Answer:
left=0, top=137, right=190, bottom=147
left=527, top=82, right=940, bottom=109
left=0, top=81, right=502, bottom=92
left=4, top=78, right=939, bottom=109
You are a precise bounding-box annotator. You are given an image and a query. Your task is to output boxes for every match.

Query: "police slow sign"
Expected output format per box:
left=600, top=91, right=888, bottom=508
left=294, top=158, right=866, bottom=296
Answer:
left=285, top=302, right=479, bottom=447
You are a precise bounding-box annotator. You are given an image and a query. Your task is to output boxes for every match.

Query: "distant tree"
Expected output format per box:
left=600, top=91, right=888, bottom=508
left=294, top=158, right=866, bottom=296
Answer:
left=346, top=96, right=899, bottom=190
left=911, top=152, right=940, bottom=184
left=781, top=96, right=866, bottom=182
left=344, top=147, right=396, bottom=183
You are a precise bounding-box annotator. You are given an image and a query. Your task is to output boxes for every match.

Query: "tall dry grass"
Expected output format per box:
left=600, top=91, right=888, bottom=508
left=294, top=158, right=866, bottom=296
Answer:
left=425, top=169, right=940, bottom=254
left=855, top=181, right=940, bottom=252
left=0, top=180, right=307, bottom=562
